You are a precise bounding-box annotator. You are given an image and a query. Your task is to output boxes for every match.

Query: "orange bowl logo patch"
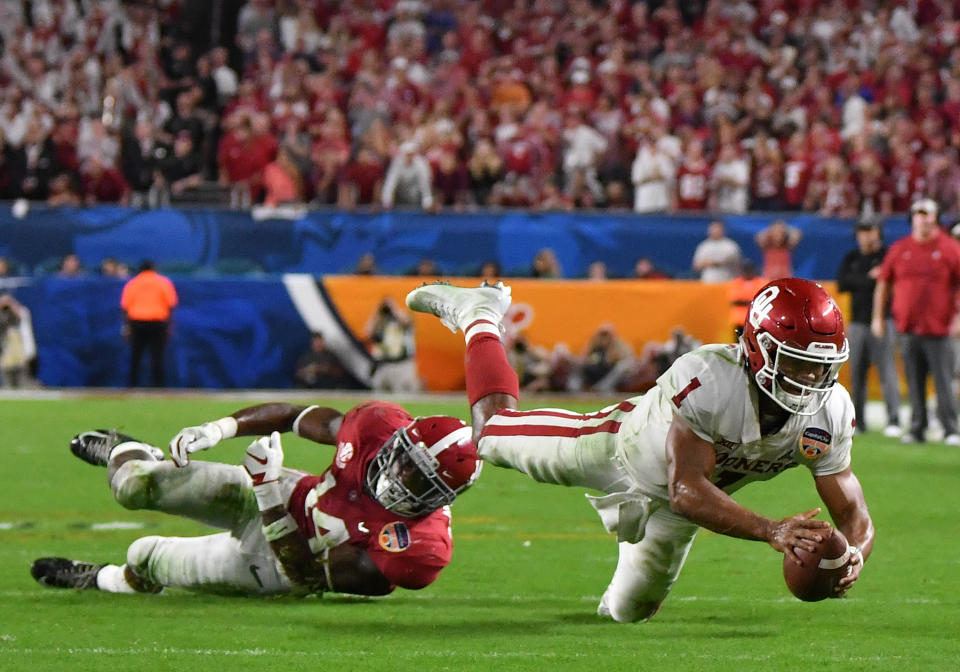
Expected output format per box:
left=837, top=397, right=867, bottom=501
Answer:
left=379, top=522, right=411, bottom=553
left=800, top=427, right=831, bottom=459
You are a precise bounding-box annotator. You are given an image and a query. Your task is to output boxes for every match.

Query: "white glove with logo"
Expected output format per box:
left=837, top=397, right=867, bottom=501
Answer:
left=243, top=431, right=285, bottom=510
left=169, top=417, right=238, bottom=467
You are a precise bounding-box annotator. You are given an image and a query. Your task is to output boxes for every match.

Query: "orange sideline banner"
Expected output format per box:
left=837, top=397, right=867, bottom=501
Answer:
left=322, top=276, right=779, bottom=391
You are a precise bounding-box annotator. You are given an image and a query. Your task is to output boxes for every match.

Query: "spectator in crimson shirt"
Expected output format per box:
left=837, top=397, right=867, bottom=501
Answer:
left=872, top=198, right=960, bottom=445
left=218, top=113, right=256, bottom=184
left=888, top=140, right=927, bottom=212
left=781, top=132, right=812, bottom=211
left=853, top=153, right=893, bottom=217
left=674, top=138, right=711, bottom=211
left=432, top=149, right=470, bottom=209
left=631, top=257, right=671, bottom=280
left=217, top=112, right=277, bottom=206
left=750, top=139, right=784, bottom=211
left=754, top=219, right=802, bottom=280
left=80, top=155, right=130, bottom=205
left=805, top=155, right=858, bottom=218
left=338, top=147, right=385, bottom=208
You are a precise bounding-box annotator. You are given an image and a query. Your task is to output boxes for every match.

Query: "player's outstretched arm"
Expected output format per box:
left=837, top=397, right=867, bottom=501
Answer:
left=815, top=468, right=874, bottom=595
left=666, top=413, right=831, bottom=566
left=170, top=403, right=344, bottom=466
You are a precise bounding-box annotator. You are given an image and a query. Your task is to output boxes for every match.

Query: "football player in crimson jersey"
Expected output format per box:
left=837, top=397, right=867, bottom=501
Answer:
left=407, top=279, right=874, bottom=623
left=30, top=402, right=482, bottom=597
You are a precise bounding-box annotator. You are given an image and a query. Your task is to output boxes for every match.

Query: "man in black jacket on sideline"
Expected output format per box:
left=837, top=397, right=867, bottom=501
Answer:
left=836, top=218, right=902, bottom=436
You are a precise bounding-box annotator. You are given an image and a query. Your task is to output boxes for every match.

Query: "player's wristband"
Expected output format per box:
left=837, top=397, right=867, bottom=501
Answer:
left=262, top=514, right=298, bottom=542
left=252, top=482, right=284, bottom=511
left=848, top=545, right=864, bottom=566
left=292, top=406, right=319, bottom=437
left=213, top=416, right=238, bottom=440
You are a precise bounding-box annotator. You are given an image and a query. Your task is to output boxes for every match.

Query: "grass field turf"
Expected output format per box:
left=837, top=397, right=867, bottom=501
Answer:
left=1, top=394, right=959, bottom=671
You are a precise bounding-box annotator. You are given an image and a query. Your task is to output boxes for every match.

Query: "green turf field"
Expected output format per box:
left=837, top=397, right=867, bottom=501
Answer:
left=1, top=394, right=958, bottom=671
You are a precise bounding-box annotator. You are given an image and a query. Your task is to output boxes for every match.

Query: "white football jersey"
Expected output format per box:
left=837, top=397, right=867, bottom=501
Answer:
left=616, top=343, right=855, bottom=501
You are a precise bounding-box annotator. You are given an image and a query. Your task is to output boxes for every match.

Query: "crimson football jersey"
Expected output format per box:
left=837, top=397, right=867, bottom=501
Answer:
left=288, top=401, right=454, bottom=590
left=675, top=161, right=710, bottom=210
left=782, top=157, right=810, bottom=207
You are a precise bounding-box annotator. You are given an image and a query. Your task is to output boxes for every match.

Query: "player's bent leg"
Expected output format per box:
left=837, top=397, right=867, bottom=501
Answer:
left=126, top=530, right=292, bottom=596
left=597, top=507, right=699, bottom=623
left=111, top=459, right=258, bottom=531
left=106, top=440, right=165, bottom=483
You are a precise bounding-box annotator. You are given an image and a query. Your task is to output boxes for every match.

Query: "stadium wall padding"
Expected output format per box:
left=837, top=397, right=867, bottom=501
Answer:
left=7, top=275, right=848, bottom=391
left=0, top=205, right=910, bottom=280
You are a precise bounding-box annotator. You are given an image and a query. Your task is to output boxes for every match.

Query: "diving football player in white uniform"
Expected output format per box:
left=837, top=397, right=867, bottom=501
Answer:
left=407, top=278, right=874, bottom=623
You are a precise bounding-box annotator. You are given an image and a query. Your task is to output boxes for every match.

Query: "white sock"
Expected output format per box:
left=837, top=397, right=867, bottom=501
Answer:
left=95, top=564, right=138, bottom=593
left=463, top=319, right=501, bottom=344
left=110, top=442, right=162, bottom=462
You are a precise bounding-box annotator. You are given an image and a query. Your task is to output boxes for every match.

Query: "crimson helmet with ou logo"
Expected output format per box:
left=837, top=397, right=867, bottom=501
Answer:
left=740, top=278, right=849, bottom=415
left=367, top=416, right=483, bottom=517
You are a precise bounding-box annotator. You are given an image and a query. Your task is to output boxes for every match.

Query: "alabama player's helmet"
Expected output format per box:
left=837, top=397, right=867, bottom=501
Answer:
left=740, top=278, right=848, bottom=415
left=367, top=416, right=483, bottom=518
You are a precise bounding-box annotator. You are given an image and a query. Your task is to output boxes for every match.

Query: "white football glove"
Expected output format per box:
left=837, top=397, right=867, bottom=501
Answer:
left=244, top=432, right=285, bottom=510
left=169, top=417, right=238, bottom=467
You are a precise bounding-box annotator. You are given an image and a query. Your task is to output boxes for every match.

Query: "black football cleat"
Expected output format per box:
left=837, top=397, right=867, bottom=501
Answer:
left=69, top=429, right=139, bottom=467
left=31, top=557, right=105, bottom=590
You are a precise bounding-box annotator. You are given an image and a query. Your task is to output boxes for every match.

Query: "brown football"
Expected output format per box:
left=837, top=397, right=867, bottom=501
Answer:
left=782, top=528, right=851, bottom=602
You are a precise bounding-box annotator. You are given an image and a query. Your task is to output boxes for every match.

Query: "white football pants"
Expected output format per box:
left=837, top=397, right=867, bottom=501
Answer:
left=109, top=449, right=305, bottom=595
left=478, top=406, right=699, bottom=623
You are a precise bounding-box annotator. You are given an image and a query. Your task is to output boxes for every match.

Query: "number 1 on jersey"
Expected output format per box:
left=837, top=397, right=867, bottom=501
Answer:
left=671, top=377, right=702, bottom=408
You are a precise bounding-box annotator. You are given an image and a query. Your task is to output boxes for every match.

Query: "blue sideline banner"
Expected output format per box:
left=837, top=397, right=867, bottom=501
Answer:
left=12, top=277, right=312, bottom=388
left=0, top=205, right=910, bottom=280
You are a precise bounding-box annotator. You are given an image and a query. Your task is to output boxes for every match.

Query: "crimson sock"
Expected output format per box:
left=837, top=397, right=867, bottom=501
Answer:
left=464, top=325, right=519, bottom=406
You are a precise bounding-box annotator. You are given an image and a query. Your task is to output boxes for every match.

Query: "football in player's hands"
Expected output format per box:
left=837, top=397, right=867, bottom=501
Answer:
left=782, top=528, right=851, bottom=601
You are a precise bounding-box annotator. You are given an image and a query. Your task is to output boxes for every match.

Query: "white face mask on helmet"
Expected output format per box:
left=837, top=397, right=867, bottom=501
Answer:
left=366, top=416, right=483, bottom=518
left=749, top=331, right=847, bottom=414
left=740, top=279, right=849, bottom=416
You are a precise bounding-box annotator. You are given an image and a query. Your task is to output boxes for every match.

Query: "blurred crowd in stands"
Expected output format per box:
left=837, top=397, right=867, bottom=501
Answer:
left=1, top=0, right=959, bottom=217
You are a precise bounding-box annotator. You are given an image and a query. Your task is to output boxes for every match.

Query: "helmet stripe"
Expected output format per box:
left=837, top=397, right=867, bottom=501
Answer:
left=426, top=425, right=473, bottom=457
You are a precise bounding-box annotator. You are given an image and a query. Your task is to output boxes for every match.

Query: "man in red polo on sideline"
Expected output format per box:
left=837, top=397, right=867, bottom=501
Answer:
left=121, top=260, right=178, bottom=387
left=871, top=198, right=960, bottom=445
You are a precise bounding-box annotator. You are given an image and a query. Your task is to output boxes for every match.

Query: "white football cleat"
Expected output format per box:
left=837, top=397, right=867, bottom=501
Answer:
left=70, top=429, right=162, bottom=466
left=406, top=281, right=512, bottom=334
